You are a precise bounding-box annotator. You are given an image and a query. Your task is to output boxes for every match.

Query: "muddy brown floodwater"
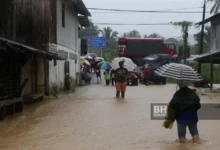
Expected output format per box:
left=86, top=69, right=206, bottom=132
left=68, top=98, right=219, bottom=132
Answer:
left=1, top=78, right=220, bottom=150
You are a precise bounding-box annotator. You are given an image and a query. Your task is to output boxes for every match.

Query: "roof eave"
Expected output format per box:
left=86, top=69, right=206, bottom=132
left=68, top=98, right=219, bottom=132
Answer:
left=78, top=16, right=90, bottom=27
left=72, top=0, right=91, bottom=17
left=196, top=12, right=220, bottom=25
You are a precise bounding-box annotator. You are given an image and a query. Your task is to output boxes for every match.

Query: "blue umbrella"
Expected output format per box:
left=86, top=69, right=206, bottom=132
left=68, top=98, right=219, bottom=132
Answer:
left=101, top=61, right=112, bottom=70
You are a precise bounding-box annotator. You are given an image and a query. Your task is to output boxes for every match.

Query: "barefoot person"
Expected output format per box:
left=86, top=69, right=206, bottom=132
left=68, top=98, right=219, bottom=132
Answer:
left=163, top=80, right=201, bottom=143
left=115, top=61, right=129, bottom=98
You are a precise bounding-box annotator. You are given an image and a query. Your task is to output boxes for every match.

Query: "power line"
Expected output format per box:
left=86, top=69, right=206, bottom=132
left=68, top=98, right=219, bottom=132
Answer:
left=88, top=8, right=209, bottom=14
left=93, top=22, right=201, bottom=26
left=93, top=23, right=171, bottom=25
left=90, top=7, right=203, bottom=13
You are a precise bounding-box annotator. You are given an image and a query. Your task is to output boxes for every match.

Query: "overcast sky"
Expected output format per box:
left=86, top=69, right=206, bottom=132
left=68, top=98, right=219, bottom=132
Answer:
left=83, top=0, right=212, bottom=40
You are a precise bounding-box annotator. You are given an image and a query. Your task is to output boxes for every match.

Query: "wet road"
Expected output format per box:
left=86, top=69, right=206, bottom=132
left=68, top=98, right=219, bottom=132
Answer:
left=1, top=79, right=220, bottom=149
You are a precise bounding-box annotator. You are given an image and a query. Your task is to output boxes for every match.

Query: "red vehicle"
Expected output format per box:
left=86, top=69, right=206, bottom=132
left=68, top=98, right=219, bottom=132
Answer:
left=118, top=38, right=177, bottom=65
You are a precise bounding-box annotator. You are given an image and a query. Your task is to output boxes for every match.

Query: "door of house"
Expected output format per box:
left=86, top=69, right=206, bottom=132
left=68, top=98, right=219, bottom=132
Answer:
left=64, top=61, right=70, bottom=90
left=31, top=57, right=37, bottom=94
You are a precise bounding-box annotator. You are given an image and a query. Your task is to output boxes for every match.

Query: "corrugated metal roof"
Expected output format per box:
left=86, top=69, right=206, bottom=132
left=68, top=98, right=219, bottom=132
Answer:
left=197, top=13, right=220, bottom=25
left=0, top=37, right=65, bottom=60
left=0, top=37, right=47, bottom=55
left=186, top=51, right=220, bottom=63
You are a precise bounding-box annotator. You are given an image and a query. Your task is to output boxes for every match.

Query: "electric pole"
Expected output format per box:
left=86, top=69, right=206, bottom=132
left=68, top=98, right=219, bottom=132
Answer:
left=198, top=0, right=206, bottom=74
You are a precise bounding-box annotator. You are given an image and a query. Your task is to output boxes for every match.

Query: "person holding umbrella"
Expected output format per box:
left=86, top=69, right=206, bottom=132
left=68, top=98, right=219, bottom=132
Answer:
left=154, top=63, right=203, bottom=143
left=114, top=61, right=129, bottom=98
left=163, top=80, right=201, bottom=143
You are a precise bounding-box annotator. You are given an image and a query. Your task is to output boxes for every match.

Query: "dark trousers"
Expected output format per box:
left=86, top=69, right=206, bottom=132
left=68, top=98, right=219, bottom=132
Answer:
left=106, top=80, right=110, bottom=85
left=143, top=76, right=149, bottom=84
left=112, top=78, right=115, bottom=86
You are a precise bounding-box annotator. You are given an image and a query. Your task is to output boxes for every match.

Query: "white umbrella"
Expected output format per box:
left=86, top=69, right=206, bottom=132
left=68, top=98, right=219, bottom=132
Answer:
left=154, top=63, right=203, bottom=82
left=95, top=57, right=104, bottom=61
left=111, top=57, right=137, bottom=71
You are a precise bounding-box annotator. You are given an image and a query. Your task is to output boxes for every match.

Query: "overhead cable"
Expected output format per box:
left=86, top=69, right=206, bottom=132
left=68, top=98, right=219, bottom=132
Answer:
left=88, top=8, right=209, bottom=14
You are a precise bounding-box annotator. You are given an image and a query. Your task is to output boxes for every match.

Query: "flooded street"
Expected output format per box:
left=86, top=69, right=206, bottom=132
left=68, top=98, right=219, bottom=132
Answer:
left=1, top=78, right=220, bottom=150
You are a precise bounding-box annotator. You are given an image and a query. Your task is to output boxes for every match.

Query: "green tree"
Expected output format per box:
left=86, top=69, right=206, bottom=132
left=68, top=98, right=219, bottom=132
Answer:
left=99, top=27, right=118, bottom=49
left=148, top=33, right=162, bottom=38
left=121, top=33, right=128, bottom=38
left=194, top=26, right=211, bottom=53
left=171, top=21, right=193, bottom=64
left=126, top=30, right=141, bottom=38
left=80, top=20, right=99, bottom=37
left=208, top=0, right=220, bottom=14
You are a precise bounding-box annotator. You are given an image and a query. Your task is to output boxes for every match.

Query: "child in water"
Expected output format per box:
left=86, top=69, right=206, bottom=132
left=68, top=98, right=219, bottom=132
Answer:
left=104, top=69, right=111, bottom=85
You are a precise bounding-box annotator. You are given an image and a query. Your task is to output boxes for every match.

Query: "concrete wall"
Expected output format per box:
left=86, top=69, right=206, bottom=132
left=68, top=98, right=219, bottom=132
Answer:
left=211, top=19, right=220, bottom=51
left=56, top=0, right=79, bottom=49
left=48, top=45, right=77, bottom=86
left=47, top=0, right=80, bottom=93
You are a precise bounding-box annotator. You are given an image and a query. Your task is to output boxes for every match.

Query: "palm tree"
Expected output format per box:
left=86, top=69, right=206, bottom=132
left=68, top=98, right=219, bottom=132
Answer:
left=148, top=33, right=162, bottom=38
left=99, top=27, right=118, bottom=48
left=127, top=30, right=141, bottom=38
left=208, top=0, right=220, bottom=14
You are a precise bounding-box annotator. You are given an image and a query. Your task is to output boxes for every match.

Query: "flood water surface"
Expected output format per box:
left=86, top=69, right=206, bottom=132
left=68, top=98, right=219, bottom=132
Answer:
left=0, top=82, right=220, bottom=150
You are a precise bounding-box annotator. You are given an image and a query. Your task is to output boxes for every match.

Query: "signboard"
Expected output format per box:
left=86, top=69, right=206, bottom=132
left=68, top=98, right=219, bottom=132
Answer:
left=83, top=36, right=106, bottom=48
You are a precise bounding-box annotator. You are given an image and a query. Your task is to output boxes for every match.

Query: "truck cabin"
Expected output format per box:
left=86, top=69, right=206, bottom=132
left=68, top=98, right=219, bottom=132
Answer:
left=163, top=42, right=177, bottom=56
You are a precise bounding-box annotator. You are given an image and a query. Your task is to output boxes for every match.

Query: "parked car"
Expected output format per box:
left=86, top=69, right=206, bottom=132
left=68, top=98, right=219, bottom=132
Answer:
left=148, top=64, right=166, bottom=84
left=140, top=54, right=178, bottom=84
left=141, top=54, right=178, bottom=66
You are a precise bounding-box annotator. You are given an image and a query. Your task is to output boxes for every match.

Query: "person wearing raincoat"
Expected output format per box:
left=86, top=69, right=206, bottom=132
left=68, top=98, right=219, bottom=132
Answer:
left=104, top=69, right=111, bottom=86
left=163, top=80, right=201, bottom=143
left=115, top=61, right=129, bottom=98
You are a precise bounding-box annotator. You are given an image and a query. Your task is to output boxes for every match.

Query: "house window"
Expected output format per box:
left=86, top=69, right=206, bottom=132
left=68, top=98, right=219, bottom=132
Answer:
left=62, top=3, right=65, bottom=28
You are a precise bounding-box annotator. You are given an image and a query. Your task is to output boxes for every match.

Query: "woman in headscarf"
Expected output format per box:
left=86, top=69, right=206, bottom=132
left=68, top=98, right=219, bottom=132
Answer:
left=163, top=80, right=201, bottom=143
left=115, top=61, right=129, bottom=98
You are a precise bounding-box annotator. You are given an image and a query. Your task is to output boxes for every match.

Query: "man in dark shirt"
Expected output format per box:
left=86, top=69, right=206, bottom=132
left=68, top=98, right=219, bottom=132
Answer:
left=115, top=61, right=129, bottom=98
left=95, top=66, right=101, bottom=83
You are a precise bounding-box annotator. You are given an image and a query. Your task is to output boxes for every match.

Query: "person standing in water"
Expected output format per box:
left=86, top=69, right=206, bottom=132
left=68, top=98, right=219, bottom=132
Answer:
left=163, top=80, right=201, bottom=143
left=95, top=66, right=101, bottom=83
left=104, top=69, right=111, bottom=85
left=115, top=61, right=129, bottom=98
left=110, top=69, right=116, bottom=86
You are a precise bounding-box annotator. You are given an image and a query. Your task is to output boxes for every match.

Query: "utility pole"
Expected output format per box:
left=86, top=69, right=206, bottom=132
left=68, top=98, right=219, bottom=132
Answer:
left=198, top=0, right=206, bottom=74
left=101, top=48, right=103, bottom=58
